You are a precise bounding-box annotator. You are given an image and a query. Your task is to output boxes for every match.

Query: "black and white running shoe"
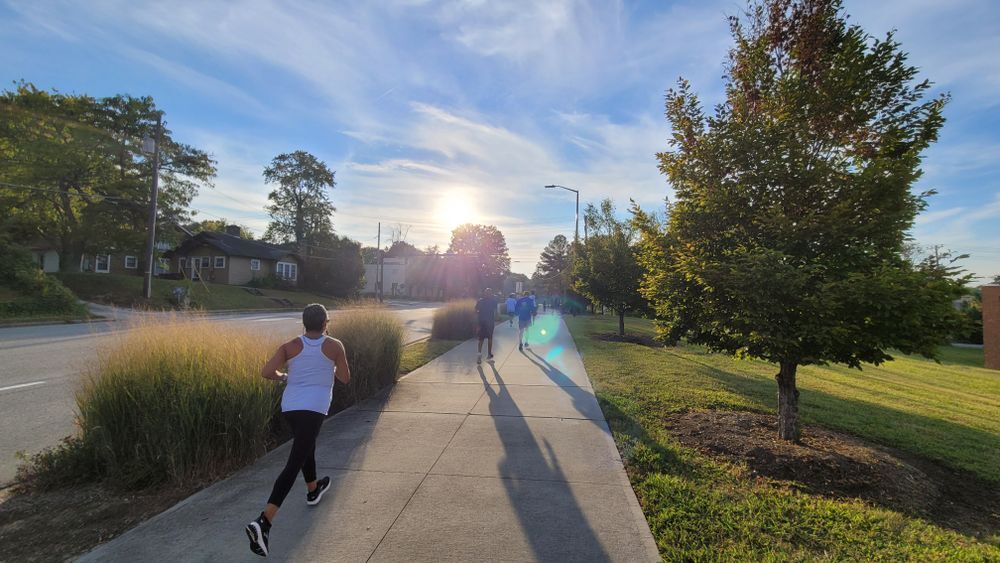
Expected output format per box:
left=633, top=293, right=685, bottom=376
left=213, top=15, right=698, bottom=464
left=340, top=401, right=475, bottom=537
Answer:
left=306, top=476, right=331, bottom=506
left=245, top=513, right=270, bottom=557
left=486, top=354, right=494, bottom=362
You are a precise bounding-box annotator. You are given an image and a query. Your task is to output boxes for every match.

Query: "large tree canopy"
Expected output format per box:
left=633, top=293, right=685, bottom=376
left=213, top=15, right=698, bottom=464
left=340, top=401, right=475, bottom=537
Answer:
left=447, top=223, right=511, bottom=294
left=637, top=0, right=965, bottom=441
left=262, top=150, right=336, bottom=251
left=0, top=83, right=215, bottom=271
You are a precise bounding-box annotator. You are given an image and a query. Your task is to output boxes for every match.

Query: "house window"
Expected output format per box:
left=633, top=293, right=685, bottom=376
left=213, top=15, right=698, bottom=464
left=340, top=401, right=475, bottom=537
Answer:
left=124, top=255, right=138, bottom=269
left=214, top=256, right=226, bottom=269
left=250, top=259, right=261, bottom=271
left=198, top=256, right=210, bottom=268
left=95, top=254, right=111, bottom=273
left=276, top=261, right=297, bottom=281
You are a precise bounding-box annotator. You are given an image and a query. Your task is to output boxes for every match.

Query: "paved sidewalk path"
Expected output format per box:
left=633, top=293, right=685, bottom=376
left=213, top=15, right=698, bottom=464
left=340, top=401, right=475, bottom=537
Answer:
left=80, top=314, right=659, bottom=562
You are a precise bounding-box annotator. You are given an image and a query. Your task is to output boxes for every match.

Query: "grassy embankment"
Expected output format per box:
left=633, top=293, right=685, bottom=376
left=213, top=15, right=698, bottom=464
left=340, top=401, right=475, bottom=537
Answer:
left=565, top=315, right=999, bottom=560
left=57, top=272, right=349, bottom=311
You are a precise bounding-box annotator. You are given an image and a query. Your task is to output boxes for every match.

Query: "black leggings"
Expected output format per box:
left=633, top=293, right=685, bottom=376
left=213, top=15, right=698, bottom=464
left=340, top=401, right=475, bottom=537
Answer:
left=267, top=410, right=325, bottom=507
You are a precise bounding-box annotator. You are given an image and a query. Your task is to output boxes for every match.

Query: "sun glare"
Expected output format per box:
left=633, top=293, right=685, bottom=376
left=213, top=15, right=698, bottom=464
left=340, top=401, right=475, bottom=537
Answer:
left=435, top=193, right=477, bottom=231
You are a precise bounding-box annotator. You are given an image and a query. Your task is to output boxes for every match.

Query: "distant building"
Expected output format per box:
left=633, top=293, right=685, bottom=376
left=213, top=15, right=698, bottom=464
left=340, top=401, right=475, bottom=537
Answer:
left=165, top=226, right=301, bottom=286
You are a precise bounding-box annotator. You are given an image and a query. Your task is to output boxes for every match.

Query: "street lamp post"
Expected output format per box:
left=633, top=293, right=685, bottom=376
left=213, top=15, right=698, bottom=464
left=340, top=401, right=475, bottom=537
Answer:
left=544, top=184, right=580, bottom=245
left=141, top=114, right=162, bottom=300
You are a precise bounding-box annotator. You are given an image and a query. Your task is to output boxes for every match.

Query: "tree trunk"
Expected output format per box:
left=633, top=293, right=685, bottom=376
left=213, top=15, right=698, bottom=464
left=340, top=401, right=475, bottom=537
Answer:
left=618, top=308, right=625, bottom=336
left=776, top=361, right=800, bottom=442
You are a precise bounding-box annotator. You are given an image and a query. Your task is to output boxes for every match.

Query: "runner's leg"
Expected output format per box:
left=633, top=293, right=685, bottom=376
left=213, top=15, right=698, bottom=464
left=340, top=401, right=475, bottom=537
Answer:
left=265, top=410, right=323, bottom=519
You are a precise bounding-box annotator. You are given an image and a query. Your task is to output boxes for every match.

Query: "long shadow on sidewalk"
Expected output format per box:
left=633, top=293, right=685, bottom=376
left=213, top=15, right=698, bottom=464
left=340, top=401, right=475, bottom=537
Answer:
left=477, top=362, right=610, bottom=562
left=522, top=348, right=606, bottom=428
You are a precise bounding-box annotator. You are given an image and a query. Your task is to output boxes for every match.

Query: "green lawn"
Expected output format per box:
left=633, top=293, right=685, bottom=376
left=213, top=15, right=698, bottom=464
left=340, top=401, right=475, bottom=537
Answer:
left=56, top=273, right=346, bottom=311
left=565, top=315, right=999, bottom=560
left=399, top=338, right=463, bottom=375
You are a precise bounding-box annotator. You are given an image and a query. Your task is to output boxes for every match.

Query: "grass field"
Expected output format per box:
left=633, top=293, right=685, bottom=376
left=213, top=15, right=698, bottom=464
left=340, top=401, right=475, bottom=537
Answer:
left=57, top=273, right=347, bottom=311
left=399, top=338, right=463, bottom=375
left=565, top=315, right=999, bottom=560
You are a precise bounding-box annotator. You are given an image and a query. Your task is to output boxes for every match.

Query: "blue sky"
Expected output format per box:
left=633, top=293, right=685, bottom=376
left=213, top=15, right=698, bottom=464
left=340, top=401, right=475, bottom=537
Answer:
left=3, top=0, right=998, bottom=279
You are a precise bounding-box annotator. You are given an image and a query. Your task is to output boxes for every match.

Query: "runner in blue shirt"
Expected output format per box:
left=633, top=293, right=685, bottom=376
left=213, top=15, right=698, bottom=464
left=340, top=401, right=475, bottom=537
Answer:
left=505, top=293, right=517, bottom=327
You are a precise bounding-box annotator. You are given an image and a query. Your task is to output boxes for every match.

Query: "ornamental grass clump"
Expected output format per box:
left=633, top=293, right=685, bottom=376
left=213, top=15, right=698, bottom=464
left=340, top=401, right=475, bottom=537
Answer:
left=327, top=308, right=404, bottom=407
left=74, top=316, right=283, bottom=489
left=430, top=299, right=477, bottom=340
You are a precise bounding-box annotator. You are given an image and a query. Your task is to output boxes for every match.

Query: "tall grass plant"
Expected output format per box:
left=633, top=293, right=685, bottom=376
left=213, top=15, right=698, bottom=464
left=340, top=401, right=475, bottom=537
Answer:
left=74, top=316, right=282, bottom=488
left=327, top=308, right=404, bottom=408
left=430, top=299, right=477, bottom=340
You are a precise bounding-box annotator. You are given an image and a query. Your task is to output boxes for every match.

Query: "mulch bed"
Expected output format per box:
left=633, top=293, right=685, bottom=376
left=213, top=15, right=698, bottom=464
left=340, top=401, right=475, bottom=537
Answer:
left=665, top=410, right=1000, bottom=539
left=594, top=332, right=666, bottom=348
left=0, top=482, right=196, bottom=562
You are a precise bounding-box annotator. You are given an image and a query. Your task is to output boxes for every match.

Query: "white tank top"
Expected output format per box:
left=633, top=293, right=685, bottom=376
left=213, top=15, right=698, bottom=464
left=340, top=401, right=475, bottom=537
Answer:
left=281, top=335, right=336, bottom=415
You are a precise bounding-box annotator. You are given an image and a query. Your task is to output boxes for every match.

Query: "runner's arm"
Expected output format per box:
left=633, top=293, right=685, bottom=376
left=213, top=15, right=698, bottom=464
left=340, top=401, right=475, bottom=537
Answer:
left=261, top=342, right=289, bottom=381
left=328, top=338, right=351, bottom=384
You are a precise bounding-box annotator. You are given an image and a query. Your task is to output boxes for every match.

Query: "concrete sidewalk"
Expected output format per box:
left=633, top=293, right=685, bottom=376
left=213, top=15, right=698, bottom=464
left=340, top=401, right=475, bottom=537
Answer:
left=80, top=314, right=659, bottom=562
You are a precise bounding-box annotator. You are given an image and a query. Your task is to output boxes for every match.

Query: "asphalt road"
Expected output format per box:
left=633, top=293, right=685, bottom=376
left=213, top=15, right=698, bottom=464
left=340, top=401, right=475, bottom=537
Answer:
left=0, top=301, right=438, bottom=486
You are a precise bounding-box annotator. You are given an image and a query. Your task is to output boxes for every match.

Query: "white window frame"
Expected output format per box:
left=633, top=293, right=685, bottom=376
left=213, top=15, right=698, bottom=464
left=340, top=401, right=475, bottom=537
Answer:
left=214, top=256, right=226, bottom=269
left=199, top=256, right=210, bottom=268
left=95, top=254, right=111, bottom=273
left=276, top=261, right=297, bottom=281
left=124, top=255, right=138, bottom=269
left=250, top=259, right=261, bottom=271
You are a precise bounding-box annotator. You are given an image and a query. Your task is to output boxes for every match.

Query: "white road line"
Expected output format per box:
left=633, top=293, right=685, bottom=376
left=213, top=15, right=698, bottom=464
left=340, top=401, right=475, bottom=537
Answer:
left=0, top=381, right=46, bottom=392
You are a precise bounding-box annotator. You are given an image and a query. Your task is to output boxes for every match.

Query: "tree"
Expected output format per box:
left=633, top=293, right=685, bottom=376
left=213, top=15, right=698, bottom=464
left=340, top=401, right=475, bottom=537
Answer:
left=447, top=224, right=511, bottom=294
left=185, top=218, right=254, bottom=239
left=0, top=83, right=215, bottom=271
left=639, top=0, right=965, bottom=441
left=533, top=234, right=571, bottom=297
left=385, top=240, right=423, bottom=258
left=262, top=151, right=336, bottom=252
left=573, top=200, right=644, bottom=336
left=300, top=233, right=364, bottom=297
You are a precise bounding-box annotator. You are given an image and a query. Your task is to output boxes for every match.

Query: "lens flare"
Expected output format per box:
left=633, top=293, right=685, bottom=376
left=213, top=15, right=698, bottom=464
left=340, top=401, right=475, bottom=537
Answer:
left=530, top=315, right=560, bottom=344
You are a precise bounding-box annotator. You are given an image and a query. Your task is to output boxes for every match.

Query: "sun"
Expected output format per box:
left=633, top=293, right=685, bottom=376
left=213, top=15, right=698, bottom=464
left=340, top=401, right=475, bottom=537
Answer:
left=435, top=192, right=477, bottom=231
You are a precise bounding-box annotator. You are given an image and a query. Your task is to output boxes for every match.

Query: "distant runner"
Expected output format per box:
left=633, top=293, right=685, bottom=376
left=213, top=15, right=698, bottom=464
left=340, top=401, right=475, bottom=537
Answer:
left=505, top=293, right=517, bottom=327
left=515, top=290, right=534, bottom=351
left=475, top=288, right=498, bottom=364
left=530, top=290, right=538, bottom=322
left=245, top=304, right=351, bottom=558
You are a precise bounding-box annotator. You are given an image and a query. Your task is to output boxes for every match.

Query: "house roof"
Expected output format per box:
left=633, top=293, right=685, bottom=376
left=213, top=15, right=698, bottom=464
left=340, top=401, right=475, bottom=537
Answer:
left=166, top=231, right=297, bottom=261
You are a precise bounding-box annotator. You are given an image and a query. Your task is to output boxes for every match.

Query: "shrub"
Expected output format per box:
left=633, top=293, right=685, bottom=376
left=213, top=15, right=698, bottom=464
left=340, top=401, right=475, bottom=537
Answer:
left=431, top=299, right=477, bottom=340
left=71, top=317, right=283, bottom=488
left=0, top=239, right=84, bottom=318
left=327, top=308, right=404, bottom=408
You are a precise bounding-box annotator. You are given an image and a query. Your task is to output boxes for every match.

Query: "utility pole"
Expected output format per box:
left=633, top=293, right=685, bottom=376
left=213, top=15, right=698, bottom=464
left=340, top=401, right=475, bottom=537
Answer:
left=141, top=114, right=162, bottom=300
left=376, top=222, right=383, bottom=303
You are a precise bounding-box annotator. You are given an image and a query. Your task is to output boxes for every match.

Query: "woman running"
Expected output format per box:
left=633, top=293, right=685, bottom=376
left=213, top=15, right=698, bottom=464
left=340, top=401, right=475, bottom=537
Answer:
left=246, top=303, right=351, bottom=557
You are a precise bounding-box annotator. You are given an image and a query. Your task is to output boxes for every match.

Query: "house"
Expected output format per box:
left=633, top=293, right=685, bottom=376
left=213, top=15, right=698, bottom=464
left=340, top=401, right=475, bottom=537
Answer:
left=165, top=226, right=301, bottom=286
left=29, top=240, right=180, bottom=276
left=27, top=223, right=193, bottom=276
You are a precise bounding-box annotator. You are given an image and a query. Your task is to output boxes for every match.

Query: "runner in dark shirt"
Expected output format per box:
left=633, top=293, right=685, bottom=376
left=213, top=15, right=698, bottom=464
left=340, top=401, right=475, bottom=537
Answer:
left=515, top=291, right=534, bottom=351
left=475, top=288, right=498, bottom=364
